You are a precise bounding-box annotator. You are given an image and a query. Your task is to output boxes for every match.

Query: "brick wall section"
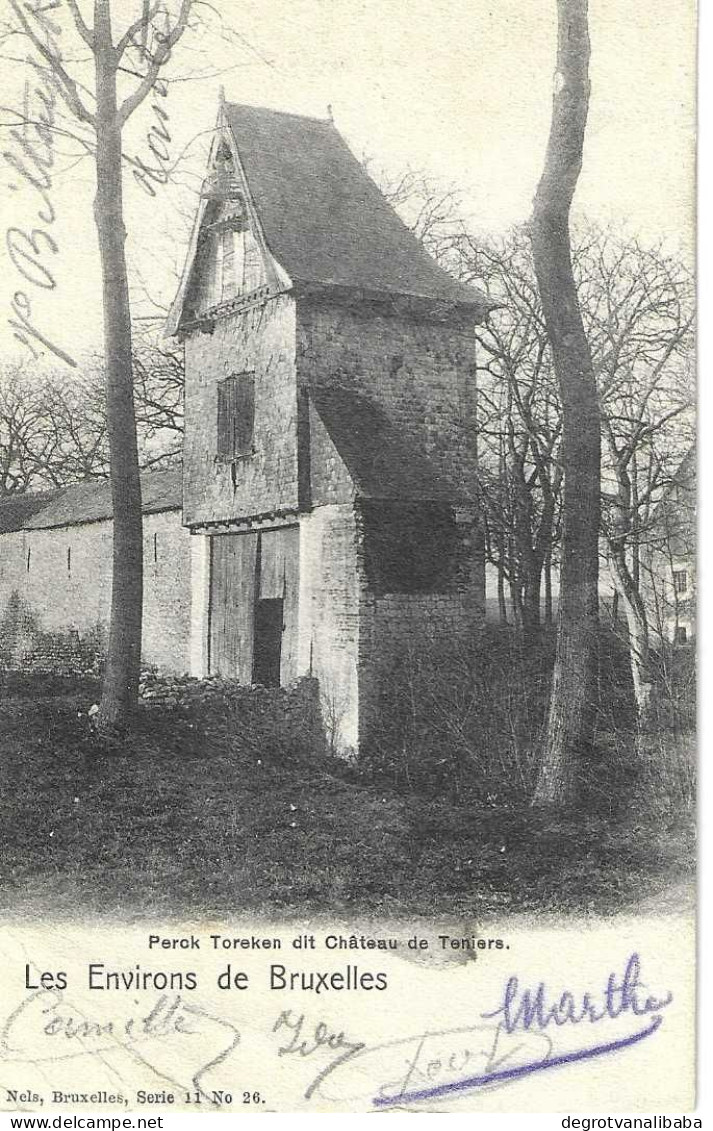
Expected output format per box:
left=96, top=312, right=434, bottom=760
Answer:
left=0, top=510, right=192, bottom=674
left=354, top=501, right=484, bottom=741
left=183, top=294, right=299, bottom=526
left=296, top=295, right=479, bottom=496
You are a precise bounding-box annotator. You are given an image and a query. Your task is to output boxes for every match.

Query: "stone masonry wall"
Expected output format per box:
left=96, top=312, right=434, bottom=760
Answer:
left=296, top=295, right=479, bottom=496
left=296, top=295, right=485, bottom=747
left=183, top=294, right=299, bottom=526
left=0, top=510, right=192, bottom=674
left=355, top=504, right=485, bottom=742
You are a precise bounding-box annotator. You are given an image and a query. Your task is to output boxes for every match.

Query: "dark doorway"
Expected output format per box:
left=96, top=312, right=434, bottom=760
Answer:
left=253, top=598, right=283, bottom=687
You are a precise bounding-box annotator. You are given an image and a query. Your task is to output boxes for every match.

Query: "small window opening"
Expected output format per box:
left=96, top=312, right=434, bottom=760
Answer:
left=675, top=625, right=688, bottom=645
left=26, top=547, right=31, bottom=572
left=67, top=546, right=71, bottom=574
left=673, top=569, right=688, bottom=595
left=153, top=532, right=158, bottom=563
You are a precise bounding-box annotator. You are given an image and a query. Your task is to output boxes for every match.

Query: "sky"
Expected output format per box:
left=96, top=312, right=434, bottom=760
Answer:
left=0, top=0, right=697, bottom=367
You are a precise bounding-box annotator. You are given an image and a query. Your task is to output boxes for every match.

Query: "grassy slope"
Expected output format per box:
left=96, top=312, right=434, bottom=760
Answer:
left=0, top=682, right=694, bottom=921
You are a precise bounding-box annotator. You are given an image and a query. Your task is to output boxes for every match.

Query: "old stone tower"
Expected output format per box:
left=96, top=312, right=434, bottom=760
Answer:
left=168, top=100, right=491, bottom=753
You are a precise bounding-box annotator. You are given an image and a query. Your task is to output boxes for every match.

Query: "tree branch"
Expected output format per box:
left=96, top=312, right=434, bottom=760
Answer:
left=64, top=0, right=95, bottom=47
left=8, top=0, right=95, bottom=125
left=117, top=0, right=195, bottom=125
left=116, top=2, right=163, bottom=58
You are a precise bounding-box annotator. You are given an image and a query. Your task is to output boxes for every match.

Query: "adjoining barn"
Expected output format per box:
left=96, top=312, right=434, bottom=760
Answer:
left=0, top=470, right=191, bottom=675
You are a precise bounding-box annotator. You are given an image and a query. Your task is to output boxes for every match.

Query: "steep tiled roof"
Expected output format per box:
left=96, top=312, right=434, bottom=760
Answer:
left=22, top=469, right=182, bottom=531
left=224, top=104, right=489, bottom=311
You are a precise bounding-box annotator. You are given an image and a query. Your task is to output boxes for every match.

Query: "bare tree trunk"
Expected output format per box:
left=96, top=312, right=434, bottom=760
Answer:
left=544, top=550, right=553, bottom=625
left=497, top=556, right=509, bottom=625
left=94, top=2, right=143, bottom=728
left=509, top=572, right=524, bottom=629
left=531, top=0, right=601, bottom=807
left=5, top=0, right=197, bottom=727
left=522, top=573, right=542, bottom=635
left=609, top=548, right=653, bottom=718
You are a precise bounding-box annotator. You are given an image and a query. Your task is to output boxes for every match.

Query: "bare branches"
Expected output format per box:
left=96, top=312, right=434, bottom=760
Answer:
left=7, top=0, right=95, bottom=126
left=64, top=0, right=95, bottom=48
left=117, top=0, right=195, bottom=125
left=371, top=162, right=465, bottom=266
left=0, top=345, right=185, bottom=494
left=116, top=3, right=163, bottom=58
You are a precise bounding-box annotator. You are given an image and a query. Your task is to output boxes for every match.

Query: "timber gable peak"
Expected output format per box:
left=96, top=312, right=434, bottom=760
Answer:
left=170, top=115, right=288, bottom=336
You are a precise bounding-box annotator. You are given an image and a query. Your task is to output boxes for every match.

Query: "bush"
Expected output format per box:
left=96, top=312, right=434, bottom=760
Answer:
left=137, top=672, right=328, bottom=766
left=359, top=626, right=554, bottom=803
left=360, top=623, right=696, bottom=815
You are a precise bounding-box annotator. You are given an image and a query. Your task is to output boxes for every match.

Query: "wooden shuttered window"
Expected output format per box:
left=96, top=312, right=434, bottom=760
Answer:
left=217, top=372, right=255, bottom=460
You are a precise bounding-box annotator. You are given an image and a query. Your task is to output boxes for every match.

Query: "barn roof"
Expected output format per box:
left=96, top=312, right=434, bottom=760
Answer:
left=22, top=469, right=182, bottom=531
left=168, top=103, right=491, bottom=332
left=310, top=386, right=457, bottom=501
left=0, top=490, right=62, bottom=535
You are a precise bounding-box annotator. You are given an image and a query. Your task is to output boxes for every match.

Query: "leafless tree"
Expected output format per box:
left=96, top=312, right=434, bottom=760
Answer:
left=1, top=348, right=185, bottom=492
left=5, top=0, right=197, bottom=727
left=369, top=160, right=465, bottom=266
left=1, top=364, right=108, bottom=490
left=588, top=237, right=695, bottom=717
left=132, top=340, right=184, bottom=468
left=530, top=0, right=600, bottom=808
left=37, top=367, right=109, bottom=484
left=0, top=365, right=50, bottom=494
left=461, top=231, right=563, bottom=632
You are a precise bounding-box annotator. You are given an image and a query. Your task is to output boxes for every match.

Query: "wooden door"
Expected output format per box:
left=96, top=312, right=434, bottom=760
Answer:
left=209, top=532, right=258, bottom=679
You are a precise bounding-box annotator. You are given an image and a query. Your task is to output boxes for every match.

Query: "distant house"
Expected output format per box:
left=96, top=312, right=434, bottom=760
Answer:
left=639, top=446, right=696, bottom=646
left=483, top=446, right=696, bottom=646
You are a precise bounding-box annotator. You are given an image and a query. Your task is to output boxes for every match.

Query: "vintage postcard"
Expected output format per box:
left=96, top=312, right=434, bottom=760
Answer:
left=0, top=0, right=698, bottom=1118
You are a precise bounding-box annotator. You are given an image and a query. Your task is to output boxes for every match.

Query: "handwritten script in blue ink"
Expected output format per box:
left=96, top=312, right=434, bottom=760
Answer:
left=366, top=952, right=672, bottom=1109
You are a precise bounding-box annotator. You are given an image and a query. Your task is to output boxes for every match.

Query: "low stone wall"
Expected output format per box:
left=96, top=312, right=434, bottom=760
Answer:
left=138, top=670, right=328, bottom=757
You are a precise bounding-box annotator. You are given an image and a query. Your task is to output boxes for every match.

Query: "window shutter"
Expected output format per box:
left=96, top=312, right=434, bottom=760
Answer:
left=217, top=378, right=230, bottom=459
left=217, top=373, right=254, bottom=459
left=235, top=373, right=255, bottom=453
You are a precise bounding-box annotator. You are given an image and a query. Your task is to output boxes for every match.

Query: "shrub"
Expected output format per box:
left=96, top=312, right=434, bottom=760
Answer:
left=360, top=623, right=696, bottom=814
left=359, top=626, right=554, bottom=803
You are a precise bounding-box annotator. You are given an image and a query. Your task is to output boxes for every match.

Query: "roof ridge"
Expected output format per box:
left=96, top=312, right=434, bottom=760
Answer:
left=224, top=101, right=333, bottom=126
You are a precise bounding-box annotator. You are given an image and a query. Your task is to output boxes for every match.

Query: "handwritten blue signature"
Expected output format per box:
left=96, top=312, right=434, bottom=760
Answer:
left=371, top=952, right=672, bottom=1108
